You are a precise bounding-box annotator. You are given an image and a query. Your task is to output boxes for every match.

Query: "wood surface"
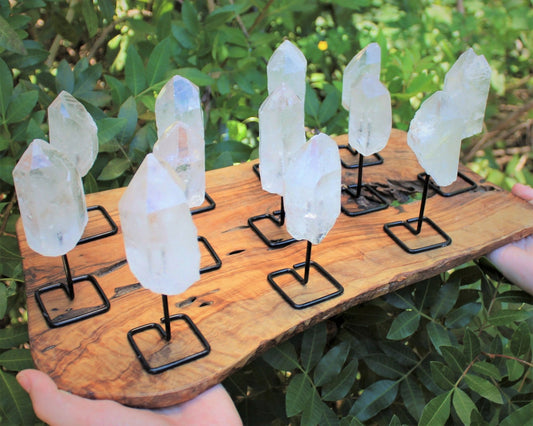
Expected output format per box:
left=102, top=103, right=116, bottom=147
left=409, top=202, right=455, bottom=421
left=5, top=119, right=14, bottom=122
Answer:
left=16, top=130, right=533, bottom=408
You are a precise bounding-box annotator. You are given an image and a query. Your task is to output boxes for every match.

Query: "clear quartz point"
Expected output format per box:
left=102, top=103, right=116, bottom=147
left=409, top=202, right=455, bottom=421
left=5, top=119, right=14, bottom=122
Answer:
left=342, top=42, right=381, bottom=111
left=153, top=121, right=205, bottom=208
left=267, top=40, right=307, bottom=102
left=48, top=91, right=98, bottom=177
left=348, top=74, right=392, bottom=156
left=119, top=154, right=200, bottom=296
left=258, top=83, right=306, bottom=195
left=284, top=133, right=341, bottom=245
left=13, top=139, right=88, bottom=257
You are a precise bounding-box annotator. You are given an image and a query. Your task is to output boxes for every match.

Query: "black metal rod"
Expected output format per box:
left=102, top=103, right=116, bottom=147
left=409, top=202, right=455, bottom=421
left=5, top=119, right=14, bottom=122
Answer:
left=415, top=174, right=431, bottom=234
left=162, top=295, right=171, bottom=341
left=62, top=254, right=74, bottom=300
left=303, top=241, right=312, bottom=284
left=356, top=154, right=364, bottom=198
left=279, top=196, right=286, bottom=226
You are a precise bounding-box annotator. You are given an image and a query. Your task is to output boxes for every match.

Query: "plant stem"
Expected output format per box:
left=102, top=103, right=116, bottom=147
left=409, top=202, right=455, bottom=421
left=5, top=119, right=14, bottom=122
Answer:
left=482, top=352, right=533, bottom=368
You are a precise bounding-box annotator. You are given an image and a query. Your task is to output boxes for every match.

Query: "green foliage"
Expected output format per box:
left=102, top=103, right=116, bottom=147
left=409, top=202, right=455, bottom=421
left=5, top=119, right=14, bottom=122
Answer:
left=0, top=0, right=531, bottom=424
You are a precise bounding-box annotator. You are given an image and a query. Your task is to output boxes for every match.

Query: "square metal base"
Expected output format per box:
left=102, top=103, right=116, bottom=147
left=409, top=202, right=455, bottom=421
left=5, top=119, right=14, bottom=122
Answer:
left=35, top=274, right=110, bottom=328
left=342, top=184, right=389, bottom=216
left=417, top=172, right=477, bottom=197
left=248, top=211, right=296, bottom=248
left=127, top=313, right=210, bottom=374
left=198, top=236, right=222, bottom=273
left=338, top=145, right=384, bottom=169
left=191, top=192, right=216, bottom=215
left=268, top=261, right=344, bottom=309
left=78, top=205, right=118, bottom=245
left=383, top=216, right=452, bottom=254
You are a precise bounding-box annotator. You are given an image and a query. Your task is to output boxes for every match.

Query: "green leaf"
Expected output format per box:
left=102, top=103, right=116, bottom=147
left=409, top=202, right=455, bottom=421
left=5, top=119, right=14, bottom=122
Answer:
left=430, top=276, right=460, bottom=318
left=117, top=97, right=138, bottom=143
left=182, top=1, right=199, bottom=35
left=453, top=387, right=478, bottom=426
left=418, top=390, right=452, bottom=426
left=97, top=117, right=129, bottom=145
left=0, top=57, right=13, bottom=118
left=318, top=86, right=340, bottom=124
left=5, top=90, right=37, bottom=124
left=125, top=45, right=146, bottom=96
left=97, top=157, right=130, bottom=181
left=463, top=328, right=481, bottom=362
left=401, top=375, right=425, bottom=421
left=378, top=341, right=418, bottom=366
left=430, top=361, right=455, bottom=391
left=445, top=302, right=481, bottom=329
left=0, top=283, right=6, bottom=318
left=365, top=355, right=405, bottom=379
left=463, top=374, right=503, bottom=404
left=146, top=38, right=170, bottom=87
left=0, top=369, right=36, bottom=425
left=301, top=321, right=327, bottom=372
left=496, top=290, right=533, bottom=304
left=0, top=156, right=15, bottom=185
left=83, top=172, right=99, bottom=194
left=349, top=380, right=399, bottom=421
left=286, top=373, right=313, bottom=417
left=105, top=74, right=128, bottom=106
left=301, top=387, right=329, bottom=426
left=386, top=310, right=420, bottom=340
left=510, top=322, right=530, bottom=357
left=314, top=341, right=350, bottom=386
left=441, top=346, right=467, bottom=376
left=82, top=0, right=99, bottom=37
left=322, top=359, right=358, bottom=401
left=427, top=321, right=452, bottom=355
left=305, top=83, right=320, bottom=123
left=500, top=401, right=533, bottom=426
left=471, top=361, right=502, bottom=380
left=56, top=60, right=75, bottom=93
left=489, top=309, right=532, bottom=326
left=262, top=340, right=299, bottom=371
left=505, top=358, right=524, bottom=381
left=98, top=0, right=115, bottom=21
left=0, top=348, right=34, bottom=371
left=0, top=14, right=26, bottom=55
left=176, top=68, right=214, bottom=87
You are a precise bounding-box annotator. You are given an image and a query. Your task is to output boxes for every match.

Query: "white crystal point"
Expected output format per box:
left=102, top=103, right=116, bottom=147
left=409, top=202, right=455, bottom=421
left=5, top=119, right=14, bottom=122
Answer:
left=342, top=42, right=381, bottom=111
left=267, top=40, right=307, bottom=102
left=259, top=83, right=306, bottom=195
left=153, top=120, right=205, bottom=208
left=348, top=75, right=392, bottom=156
left=118, top=154, right=200, bottom=296
left=13, top=139, right=88, bottom=257
left=48, top=91, right=98, bottom=177
left=443, top=48, right=491, bottom=138
left=284, top=134, right=341, bottom=245
left=407, top=91, right=464, bottom=187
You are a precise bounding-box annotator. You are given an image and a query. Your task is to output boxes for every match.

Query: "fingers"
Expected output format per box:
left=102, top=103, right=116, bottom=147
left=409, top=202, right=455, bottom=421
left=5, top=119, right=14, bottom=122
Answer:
left=487, top=242, right=533, bottom=295
left=511, top=183, right=533, bottom=202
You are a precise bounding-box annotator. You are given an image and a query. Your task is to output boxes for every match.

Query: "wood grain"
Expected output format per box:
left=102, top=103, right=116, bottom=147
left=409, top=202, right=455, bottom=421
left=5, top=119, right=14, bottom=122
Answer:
left=16, top=130, right=533, bottom=408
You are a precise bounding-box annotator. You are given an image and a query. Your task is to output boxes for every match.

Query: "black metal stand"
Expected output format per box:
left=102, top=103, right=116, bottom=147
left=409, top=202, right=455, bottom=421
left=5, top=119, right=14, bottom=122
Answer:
left=248, top=197, right=297, bottom=248
left=34, top=254, right=110, bottom=328
left=78, top=205, right=118, bottom=245
left=268, top=241, right=344, bottom=309
left=342, top=154, right=389, bottom=216
left=127, top=294, right=210, bottom=374
left=252, top=163, right=260, bottom=179
left=383, top=174, right=452, bottom=254
left=191, top=192, right=216, bottom=215
left=417, top=172, right=477, bottom=197
left=338, top=144, right=384, bottom=169
left=198, top=236, right=222, bottom=273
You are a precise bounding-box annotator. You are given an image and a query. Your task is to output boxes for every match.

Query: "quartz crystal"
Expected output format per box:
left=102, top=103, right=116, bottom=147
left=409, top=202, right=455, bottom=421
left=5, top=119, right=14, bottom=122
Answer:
left=259, top=83, right=306, bottom=195
left=118, top=154, right=200, bottom=296
left=443, top=48, right=491, bottom=138
left=348, top=74, right=392, bottom=156
left=284, top=134, right=341, bottom=244
left=13, top=139, right=88, bottom=257
left=153, top=121, right=205, bottom=207
left=267, top=40, right=307, bottom=102
left=48, top=91, right=98, bottom=177
left=342, top=43, right=381, bottom=111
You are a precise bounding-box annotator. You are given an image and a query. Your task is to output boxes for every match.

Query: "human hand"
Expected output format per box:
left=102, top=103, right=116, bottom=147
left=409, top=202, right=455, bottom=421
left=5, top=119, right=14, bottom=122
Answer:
left=486, top=183, right=533, bottom=295
left=17, top=369, right=242, bottom=426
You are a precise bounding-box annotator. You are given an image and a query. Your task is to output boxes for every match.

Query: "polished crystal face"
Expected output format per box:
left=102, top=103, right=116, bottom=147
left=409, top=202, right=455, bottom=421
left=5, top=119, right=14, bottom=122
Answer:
left=284, top=133, right=341, bottom=245
left=348, top=74, right=392, bottom=156
left=119, top=154, right=200, bottom=296
left=259, top=83, right=306, bottom=195
left=48, top=91, right=98, bottom=177
left=13, top=139, right=88, bottom=256
left=267, top=40, right=307, bottom=102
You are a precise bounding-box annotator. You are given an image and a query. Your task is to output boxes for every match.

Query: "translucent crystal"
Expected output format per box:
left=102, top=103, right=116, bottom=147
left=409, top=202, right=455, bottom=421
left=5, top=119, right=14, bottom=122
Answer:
left=119, top=154, right=200, bottom=296
left=284, top=134, right=341, bottom=244
left=267, top=40, right=307, bottom=102
left=407, top=91, right=463, bottom=187
left=259, top=84, right=306, bottom=195
left=342, top=43, right=381, bottom=110
left=443, top=48, right=491, bottom=138
left=13, top=139, right=88, bottom=257
left=48, top=91, right=98, bottom=177
left=153, top=121, right=205, bottom=207
left=348, top=75, right=392, bottom=156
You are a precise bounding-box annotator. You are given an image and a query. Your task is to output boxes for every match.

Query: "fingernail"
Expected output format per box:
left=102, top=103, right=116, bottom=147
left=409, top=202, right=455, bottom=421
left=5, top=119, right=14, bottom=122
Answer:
left=16, top=371, right=31, bottom=393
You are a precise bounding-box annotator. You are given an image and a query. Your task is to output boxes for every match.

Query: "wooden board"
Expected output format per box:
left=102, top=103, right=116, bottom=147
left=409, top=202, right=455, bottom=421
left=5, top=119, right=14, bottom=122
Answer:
left=17, top=130, right=533, bottom=408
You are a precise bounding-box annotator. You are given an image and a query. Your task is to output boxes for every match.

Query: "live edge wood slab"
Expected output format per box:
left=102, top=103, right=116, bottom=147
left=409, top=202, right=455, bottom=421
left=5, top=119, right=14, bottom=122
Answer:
left=16, top=129, right=533, bottom=408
